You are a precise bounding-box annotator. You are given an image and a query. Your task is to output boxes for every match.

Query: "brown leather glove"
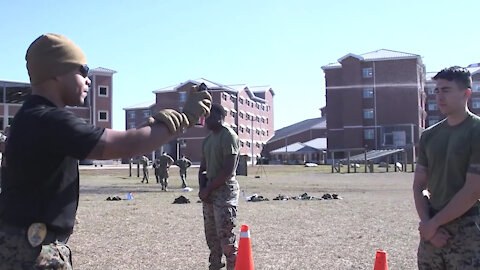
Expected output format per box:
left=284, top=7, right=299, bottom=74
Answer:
left=183, top=85, right=212, bottom=127
left=149, top=109, right=189, bottom=134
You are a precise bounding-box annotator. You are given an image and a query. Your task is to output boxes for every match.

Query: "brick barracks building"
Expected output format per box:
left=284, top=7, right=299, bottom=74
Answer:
left=321, top=49, right=426, bottom=159
left=0, top=67, right=116, bottom=131
left=123, top=78, right=275, bottom=164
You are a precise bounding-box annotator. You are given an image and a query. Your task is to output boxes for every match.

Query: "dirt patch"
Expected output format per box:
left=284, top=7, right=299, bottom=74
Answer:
left=69, top=165, right=419, bottom=269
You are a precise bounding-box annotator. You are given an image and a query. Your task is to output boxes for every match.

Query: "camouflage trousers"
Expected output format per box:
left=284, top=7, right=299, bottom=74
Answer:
left=418, top=215, right=480, bottom=269
left=155, top=171, right=169, bottom=190
left=0, top=222, right=72, bottom=270
left=202, top=181, right=239, bottom=270
left=141, top=168, right=149, bottom=183
left=179, top=172, right=187, bottom=188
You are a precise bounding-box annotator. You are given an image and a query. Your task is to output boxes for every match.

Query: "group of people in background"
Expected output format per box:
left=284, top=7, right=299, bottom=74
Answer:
left=138, top=153, right=192, bottom=190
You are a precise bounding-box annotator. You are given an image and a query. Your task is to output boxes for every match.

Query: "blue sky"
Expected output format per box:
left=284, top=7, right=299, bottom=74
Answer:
left=1, top=0, right=479, bottom=130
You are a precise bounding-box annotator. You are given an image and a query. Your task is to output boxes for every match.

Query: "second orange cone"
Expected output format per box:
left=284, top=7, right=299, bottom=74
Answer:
left=235, top=224, right=254, bottom=270
left=373, top=249, right=388, bottom=270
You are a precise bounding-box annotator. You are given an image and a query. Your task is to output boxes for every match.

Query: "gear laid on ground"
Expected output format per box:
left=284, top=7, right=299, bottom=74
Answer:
left=292, top=193, right=320, bottom=200
left=173, top=195, right=190, bottom=204
left=247, top=194, right=269, bottom=202
left=273, top=194, right=290, bottom=201
left=106, top=196, right=122, bottom=201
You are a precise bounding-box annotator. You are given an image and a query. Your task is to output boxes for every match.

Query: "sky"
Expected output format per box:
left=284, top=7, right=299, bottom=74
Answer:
left=1, top=0, right=479, bottom=131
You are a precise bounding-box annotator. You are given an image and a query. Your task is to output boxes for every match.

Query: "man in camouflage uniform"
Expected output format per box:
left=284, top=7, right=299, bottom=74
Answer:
left=198, top=104, right=240, bottom=270
left=154, top=152, right=174, bottom=191
left=175, top=155, right=192, bottom=188
left=414, top=66, right=480, bottom=269
left=140, top=155, right=150, bottom=183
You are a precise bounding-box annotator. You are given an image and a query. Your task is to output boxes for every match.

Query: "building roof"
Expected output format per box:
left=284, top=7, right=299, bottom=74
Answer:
left=303, top=137, right=327, bottom=149
left=322, top=49, right=421, bottom=70
left=123, top=100, right=156, bottom=110
left=0, top=79, right=31, bottom=87
left=90, top=67, right=117, bottom=75
left=151, top=78, right=273, bottom=103
left=268, top=117, right=326, bottom=143
left=270, top=137, right=327, bottom=154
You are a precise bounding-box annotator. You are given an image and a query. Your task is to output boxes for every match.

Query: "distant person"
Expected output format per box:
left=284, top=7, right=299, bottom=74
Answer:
left=413, top=66, right=480, bottom=269
left=0, top=33, right=211, bottom=269
left=175, top=155, right=192, bottom=188
left=198, top=104, right=240, bottom=270
left=140, top=155, right=150, bottom=183
left=154, top=152, right=174, bottom=191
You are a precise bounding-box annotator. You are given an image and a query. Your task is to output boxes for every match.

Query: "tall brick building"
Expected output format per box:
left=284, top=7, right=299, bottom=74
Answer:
left=321, top=49, right=426, bottom=158
left=123, top=78, right=274, bottom=164
left=425, top=63, right=480, bottom=127
left=0, top=67, right=116, bottom=130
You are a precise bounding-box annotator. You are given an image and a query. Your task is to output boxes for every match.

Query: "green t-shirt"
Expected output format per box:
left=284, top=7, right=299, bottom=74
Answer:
left=417, top=112, right=480, bottom=210
left=202, top=124, right=239, bottom=180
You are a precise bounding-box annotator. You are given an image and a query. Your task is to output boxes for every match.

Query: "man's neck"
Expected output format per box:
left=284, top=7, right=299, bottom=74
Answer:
left=31, top=82, right=64, bottom=107
left=446, top=108, right=469, bottom=126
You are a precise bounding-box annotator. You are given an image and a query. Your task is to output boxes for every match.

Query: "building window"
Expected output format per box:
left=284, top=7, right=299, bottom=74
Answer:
left=240, top=141, right=244, bottom=147
left=240, top=126, right=244, bottom=133
left=179, top=92, right=186, bottom=102
left=143, top=110, right=150, bottom=118
left=363, top=88, right=373, bottom=98
left=428, top=116, right=441, bottom=126
left=473, top=84, right=480, bottom=92
left=239, top=112, right=244, bottom=119
left=256, top=116, right=260, bottom=122
left=427, top=100, right=437, bottom=111
left=222, top=93, right=228, bottom=101
left=246, top=100, right=250, bottom=106
left=128, top=111, right=136, bottom=119
left=239, top=97, right=244, bottom=104
left=261, top=118, right=265, bottom=123
left=364, top=129, right=374, bottom=140
left=266, top=106, right=270, bottom=112
left=363, top=109, right=374, bottom=119
left=266, top=130, right=269, bottom=136
left=256, top=142, right=260, bottom=148
left=362, top=68, right=373, bottom=78
left=246, top=141, right=251, bottom=147
left=266, top=118, right=268, bottom=124
left=230, top=111, right=236, bottom=117
left=129, top=123, right=136, bottom=129
left=246, top=127, right=251, bottom=134
left=98, top=111, right=108, bottom=122
left=261, top=130, right=265, bottom=136
left=98, top=86, right=108, bottom=97
left=255, top=103, right=259, bottom=109
left=246, top=114, right=251, bottom=120
left=472, top=98, right=480, bottom=109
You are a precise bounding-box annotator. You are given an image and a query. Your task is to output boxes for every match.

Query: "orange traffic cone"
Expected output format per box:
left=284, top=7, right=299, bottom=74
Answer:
left=235, top=224, right=254, bottom=270
left=373, top=250, right=388, bottom=270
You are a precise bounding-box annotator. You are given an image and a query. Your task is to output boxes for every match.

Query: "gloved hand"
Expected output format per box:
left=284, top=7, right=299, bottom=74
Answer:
left=149, top=109, right=189, bottom=134
left=183, top=85, right=212, bottom=127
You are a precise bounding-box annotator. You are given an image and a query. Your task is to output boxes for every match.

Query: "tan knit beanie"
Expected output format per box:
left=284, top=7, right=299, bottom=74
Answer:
left=25, top=33, right=87, bottom=85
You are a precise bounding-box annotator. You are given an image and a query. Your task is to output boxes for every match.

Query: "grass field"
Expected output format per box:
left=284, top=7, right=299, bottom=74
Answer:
left=69, top=165, right=419, bottom=269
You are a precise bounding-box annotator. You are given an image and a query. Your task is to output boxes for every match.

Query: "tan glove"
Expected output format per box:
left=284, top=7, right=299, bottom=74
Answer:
left=183, top=85, right=212, bottom=127
left=149, top=109, right=189, bottom=134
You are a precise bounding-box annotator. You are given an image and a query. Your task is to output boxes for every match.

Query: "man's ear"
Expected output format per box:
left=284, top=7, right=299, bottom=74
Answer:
left=465, top=88, right=472, bottom=99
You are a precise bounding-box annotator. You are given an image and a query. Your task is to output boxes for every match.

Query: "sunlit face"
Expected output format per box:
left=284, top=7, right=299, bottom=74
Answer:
left=57, top=66, right=91, bottom=107
left=434, top=78, right=470, bottom=116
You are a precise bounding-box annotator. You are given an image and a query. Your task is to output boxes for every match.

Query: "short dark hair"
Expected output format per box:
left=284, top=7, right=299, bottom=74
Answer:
left=433, top=66, right=472, bottom=89
left=210, top=103, right=226, bottom=118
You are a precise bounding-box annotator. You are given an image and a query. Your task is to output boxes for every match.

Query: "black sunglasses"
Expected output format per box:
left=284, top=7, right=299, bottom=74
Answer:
left=79, top=65, right=89, bottom=78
